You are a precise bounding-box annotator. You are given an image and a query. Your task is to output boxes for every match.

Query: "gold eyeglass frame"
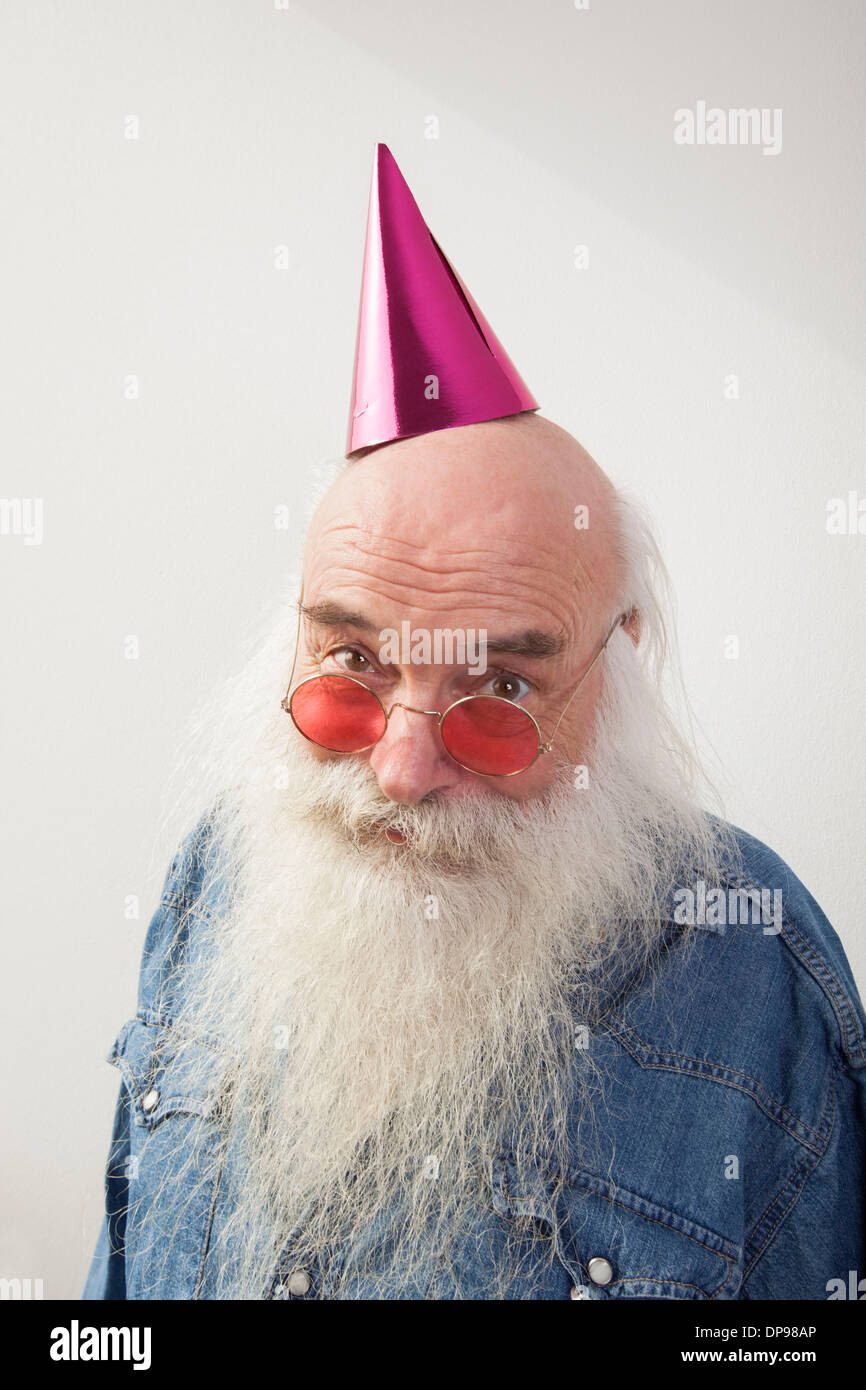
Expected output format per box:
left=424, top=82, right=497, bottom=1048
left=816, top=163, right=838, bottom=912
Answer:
left=280, top=590, right=628, bottom=778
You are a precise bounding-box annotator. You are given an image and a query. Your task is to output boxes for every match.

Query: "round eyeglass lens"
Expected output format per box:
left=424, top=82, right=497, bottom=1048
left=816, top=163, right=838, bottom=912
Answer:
left=440, top=697, right=540, bottom=775
left=290, top=675, right=387, bottom=752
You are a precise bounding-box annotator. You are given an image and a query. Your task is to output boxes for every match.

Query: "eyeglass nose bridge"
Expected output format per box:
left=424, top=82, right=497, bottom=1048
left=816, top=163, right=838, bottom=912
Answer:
left=386, top=700, right=443, bottom=720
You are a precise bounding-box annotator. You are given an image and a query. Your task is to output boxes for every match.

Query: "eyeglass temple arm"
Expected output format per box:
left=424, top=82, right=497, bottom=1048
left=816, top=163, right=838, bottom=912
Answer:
left=542, top=612, right=628, bottom=752
left=280, top=584, right=305, bottom=710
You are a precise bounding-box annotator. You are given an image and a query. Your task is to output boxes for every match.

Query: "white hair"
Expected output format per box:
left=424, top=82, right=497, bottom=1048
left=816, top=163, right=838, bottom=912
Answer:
left=608, top=484, right=727, bottom=818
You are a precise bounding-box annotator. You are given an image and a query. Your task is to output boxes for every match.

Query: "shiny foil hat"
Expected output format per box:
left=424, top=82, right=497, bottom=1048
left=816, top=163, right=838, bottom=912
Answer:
left=346, top=143, right=539, bottom=456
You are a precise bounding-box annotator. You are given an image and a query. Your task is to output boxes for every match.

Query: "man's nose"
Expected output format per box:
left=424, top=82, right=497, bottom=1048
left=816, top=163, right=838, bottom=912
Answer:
left=366, top=701, right=463, bottom=803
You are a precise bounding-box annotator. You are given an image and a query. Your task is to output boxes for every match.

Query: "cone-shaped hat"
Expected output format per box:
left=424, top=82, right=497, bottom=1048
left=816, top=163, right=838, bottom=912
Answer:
left=346, top=144, right=538, bottom=456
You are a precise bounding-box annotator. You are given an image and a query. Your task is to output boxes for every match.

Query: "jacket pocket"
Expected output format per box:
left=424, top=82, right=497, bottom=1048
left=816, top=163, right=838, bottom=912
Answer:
left=108, top=1011, right=229, bottom=1128
left=491, top=1157, right=743, bottom=1300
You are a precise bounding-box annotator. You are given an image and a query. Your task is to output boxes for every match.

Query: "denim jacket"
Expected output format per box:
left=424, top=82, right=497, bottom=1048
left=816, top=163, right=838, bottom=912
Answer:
left=83, top=815, right=866, bottom=1300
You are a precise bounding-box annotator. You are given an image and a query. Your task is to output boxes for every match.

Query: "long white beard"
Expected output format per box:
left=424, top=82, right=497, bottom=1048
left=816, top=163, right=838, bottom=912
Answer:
left=150, top=602, right=733, bottom=1299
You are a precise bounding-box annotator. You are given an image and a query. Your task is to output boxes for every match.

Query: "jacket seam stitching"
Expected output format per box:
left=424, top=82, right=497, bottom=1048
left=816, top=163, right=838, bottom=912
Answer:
left=607, top=1276, right=712, bottom=1298
left=741, top=1073, right=836, bottom=1286
left=555, top=1168, right=739, bottom=1262
left=588, top=1191, right=737, bottom=1267
left=192, top=1148, right=227, bottom=1299
left=720, top=868, right=866, bottom=1068
left=776, top=917, right=866, bottom=1068
left=607, top=1016, right=826, bottom=1152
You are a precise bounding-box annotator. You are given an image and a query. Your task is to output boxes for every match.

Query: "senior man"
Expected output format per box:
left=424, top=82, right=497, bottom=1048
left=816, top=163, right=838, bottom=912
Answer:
left=84, top=146, right=865, bottom=1302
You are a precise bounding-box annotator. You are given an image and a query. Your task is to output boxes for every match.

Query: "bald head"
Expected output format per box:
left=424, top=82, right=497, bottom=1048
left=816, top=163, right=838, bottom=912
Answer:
left=305, top=412, right=623, bottom=638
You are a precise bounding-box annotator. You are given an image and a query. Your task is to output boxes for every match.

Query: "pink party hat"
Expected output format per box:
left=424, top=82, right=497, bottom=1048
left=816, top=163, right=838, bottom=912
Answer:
left=346, top=144, right=538, bottom=456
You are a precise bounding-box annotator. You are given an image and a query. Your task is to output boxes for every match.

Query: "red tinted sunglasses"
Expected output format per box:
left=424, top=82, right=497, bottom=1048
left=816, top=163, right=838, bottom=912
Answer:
left=281, top=599, right=627, bottom=778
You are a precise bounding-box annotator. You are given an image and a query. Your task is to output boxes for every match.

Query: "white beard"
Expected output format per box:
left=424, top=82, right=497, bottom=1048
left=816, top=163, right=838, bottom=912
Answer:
left=149, top=597, right=732, bottom=1299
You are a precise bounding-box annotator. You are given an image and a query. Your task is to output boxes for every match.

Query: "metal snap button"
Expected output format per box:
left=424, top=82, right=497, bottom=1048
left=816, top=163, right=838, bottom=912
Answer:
left=587, top=1255, right=614, bottom=1286
left=570, top=1283, right=589, bottom=1299
left=141, top=1088, right=160, bottom=1112
left=285, top=1268, right=311, bottom=1296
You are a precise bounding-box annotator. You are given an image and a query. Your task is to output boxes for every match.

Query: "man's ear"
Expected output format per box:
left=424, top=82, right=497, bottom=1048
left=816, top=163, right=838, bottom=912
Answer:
left=623, top=606, right=641, bottom=648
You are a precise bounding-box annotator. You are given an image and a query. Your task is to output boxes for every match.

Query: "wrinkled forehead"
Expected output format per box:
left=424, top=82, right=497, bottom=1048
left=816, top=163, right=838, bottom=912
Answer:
left=303, top=418, right=621, bottom=633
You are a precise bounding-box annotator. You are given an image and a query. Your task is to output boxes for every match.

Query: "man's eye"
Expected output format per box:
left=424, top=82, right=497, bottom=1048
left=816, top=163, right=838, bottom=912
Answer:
left=327, top=645, right=375, bottom=676
left=478, top=672, right=532, bottom=702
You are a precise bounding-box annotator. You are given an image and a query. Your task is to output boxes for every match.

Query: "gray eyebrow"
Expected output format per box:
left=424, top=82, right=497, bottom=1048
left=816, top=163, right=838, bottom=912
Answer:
left=300, top=600, right=379, bottom=633
left=300, top=600, right=567, bottom=659
left=482, top=630, right=566, bottom=658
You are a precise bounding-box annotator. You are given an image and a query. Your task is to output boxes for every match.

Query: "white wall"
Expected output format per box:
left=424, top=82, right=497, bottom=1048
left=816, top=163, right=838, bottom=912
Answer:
left=2, top=0, right=863, bottom=1299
